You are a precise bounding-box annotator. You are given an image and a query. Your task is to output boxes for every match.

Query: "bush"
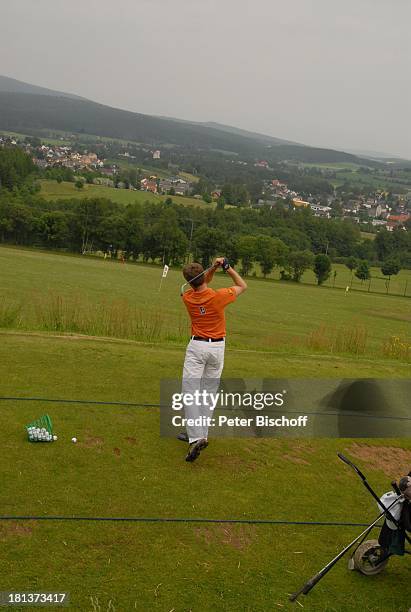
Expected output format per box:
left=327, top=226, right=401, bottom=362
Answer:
left=382, top=336, right=410, bottom=361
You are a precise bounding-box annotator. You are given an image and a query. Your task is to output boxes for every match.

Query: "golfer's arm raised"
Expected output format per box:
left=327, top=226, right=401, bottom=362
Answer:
left=227, top=266, right=247, bottom=296
left=204, top=257, right=224, bottom=283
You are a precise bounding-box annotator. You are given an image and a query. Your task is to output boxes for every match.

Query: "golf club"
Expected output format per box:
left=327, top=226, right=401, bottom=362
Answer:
left=180, top=264, right=220, bottom=295
left=337, top=453, right=402, bottom=528
left=289, top=453, right=410, bottom=602
left=289, top=494, right=403, bottom=602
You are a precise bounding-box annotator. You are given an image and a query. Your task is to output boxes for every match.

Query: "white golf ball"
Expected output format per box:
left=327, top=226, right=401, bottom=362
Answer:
left=71, top=437, right=77, bottom=443
left=53, top=435, right=58, bottom=441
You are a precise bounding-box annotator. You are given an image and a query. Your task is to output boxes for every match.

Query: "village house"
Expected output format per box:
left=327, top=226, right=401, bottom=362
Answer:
left=141, top=178, right=158, bottom=193
left=292, top=198, right=310, bottom=208
left=386, top=213, right=410, bottom=231
left=254, top=160, right=269, bottom=168
left=309, top=203, right=332, bottom=218
left=256, top=199, right=276, bottom=208
left=158, top=177, right=191, bottom=196
left=388, top=213, right=410, bottom=224
left=366, top=204, right=383, bottom=218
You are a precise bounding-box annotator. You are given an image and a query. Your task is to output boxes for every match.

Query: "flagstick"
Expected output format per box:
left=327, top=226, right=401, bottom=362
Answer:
left=158, top=264, right=169, bottom=291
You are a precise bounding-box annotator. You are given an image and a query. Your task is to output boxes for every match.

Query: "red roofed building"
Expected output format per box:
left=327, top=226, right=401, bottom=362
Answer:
left=140, top=178, right=158, bottom=193
left=387, top=213, right=410, bottom=224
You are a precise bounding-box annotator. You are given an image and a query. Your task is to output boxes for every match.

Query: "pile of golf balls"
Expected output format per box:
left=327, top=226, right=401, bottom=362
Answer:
left=27, top=427, right=57, bottom=442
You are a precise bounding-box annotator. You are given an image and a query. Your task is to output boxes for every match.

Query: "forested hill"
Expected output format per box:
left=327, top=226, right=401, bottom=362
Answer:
left=0, top=75, right=85, bottom=100
left=0, top=86, right=374, bottom=165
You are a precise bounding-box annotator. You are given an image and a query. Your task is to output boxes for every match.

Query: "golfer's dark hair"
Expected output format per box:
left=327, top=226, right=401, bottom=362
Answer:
left=183, top=262, right=205, bottom=288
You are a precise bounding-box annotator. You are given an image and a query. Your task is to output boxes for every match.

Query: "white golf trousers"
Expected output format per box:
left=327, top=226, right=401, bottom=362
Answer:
left=182, top=338, right=225, bottom=443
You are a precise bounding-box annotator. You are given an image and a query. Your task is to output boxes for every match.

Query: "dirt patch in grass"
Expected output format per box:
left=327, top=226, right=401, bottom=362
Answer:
left=80, top=435, right=104, bottom=448
left=282, top=454, right=310, bottom=465
left=211, top=454, right=259, bottom=472
left=125, top=437, right=137, bottom=445
left=195, top=525, right=256, bottom=550
left=0, top=521, right=36, bottom=541
left=113, top=447, right=121, bottom=457
left=280, top=442, right=315, bottom=466
left=346, top=443, right=411, bottom=477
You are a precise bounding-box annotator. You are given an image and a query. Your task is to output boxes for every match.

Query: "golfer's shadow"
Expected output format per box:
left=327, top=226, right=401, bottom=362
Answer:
left=315, top=379, right=391, bottom=437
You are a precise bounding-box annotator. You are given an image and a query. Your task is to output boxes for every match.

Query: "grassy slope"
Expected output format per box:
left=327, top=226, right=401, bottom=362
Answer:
left=1, top=246, right=409, bottom=354
left=1, top=333, right=410, bottom=611
left=0, top=246, right=410, bottom=611
left=39, top=180, right=213, bottom=209
left=267, top=264, right=411, bottom=297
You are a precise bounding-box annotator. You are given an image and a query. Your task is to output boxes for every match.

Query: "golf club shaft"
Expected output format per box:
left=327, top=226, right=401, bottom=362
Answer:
left=180, top=263, right=219, bottom=295
left=289, top=496, right=402, bottom=602
left=338, top=453, right=400, bottom=527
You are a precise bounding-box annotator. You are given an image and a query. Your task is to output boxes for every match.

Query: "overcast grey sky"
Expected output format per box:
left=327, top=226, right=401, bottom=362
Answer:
left=1, top=0, right=410, bottom=157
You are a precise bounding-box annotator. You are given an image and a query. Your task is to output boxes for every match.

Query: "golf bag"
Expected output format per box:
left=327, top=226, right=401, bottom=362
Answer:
left=378, top=476, right=411, bottom=557
left=289, top=458, right=410, bottom=601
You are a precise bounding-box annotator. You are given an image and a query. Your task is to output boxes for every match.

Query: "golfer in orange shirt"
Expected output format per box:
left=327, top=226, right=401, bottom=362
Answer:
left=180, top=257, right=247, bottom=462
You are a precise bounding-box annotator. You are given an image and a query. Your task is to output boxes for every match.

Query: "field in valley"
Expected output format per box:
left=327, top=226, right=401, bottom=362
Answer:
left=39, top=179, right=213, bottom=209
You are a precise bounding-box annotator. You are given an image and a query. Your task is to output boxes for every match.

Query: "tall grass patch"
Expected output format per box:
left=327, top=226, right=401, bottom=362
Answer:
left=307, top=323, right=368, bottom=355
left=0, top=297, right=23, bottom=329
left=31, top=292, right=174, bottom=342
left=382, top=336, right=411, bottom=361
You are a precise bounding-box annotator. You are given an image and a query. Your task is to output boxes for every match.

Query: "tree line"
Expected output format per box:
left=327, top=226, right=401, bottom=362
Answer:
left=0, top=147, right=410, bottom=281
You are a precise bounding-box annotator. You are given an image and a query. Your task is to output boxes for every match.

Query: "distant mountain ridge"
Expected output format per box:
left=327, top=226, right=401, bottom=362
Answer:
left=155, top=115, right=299, bottom=147
left=0, top=75, right=86, bottom=101
left=0, top=75, right=380, bottom=166
left=201, top=121, right=299, bottom=147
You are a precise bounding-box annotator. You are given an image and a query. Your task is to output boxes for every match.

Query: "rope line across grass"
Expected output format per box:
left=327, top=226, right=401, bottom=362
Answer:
left=0, top=396, right=410, bottom=421
left=0, top=395, right=389, bottom=529
left=0, top=515, right=383, bottom=527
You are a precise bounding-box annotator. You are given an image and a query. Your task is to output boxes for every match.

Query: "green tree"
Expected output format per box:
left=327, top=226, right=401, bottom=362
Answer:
left=345, top=256, right=358, bottom=280
left=75, top=180, right=84, bottom=190
left=237, top=236, right=257, bottom=275
left=216, top=195, right=226, bottom=210
left=375, top=229, right=394, bottom=260
left=193, top=227, right=225, bottom=267
left=381, top=256, right=401, bottom=281
left=152, top=209, right=188, bottom=265
left=39, top=211, right=70, bottom=247
left=286, top=250, right=314, bottom=282
left=355, top=260, right=371, bottom=284
left=0, top=147, right=35, bottom=190
left=313, top=254, right=331, bottom=285
left=238, top=236, right=257, bottom=276
left=223, top=236, right=240, bottom=267
left=256, top=236, right=288, bottom=278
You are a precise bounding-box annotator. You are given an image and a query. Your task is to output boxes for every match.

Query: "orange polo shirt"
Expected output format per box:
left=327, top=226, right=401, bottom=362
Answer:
left=182, top=287, right=237, bottom=338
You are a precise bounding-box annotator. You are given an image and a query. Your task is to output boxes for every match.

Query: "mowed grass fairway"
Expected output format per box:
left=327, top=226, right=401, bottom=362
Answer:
left=0, top=246, right=410, bottom=611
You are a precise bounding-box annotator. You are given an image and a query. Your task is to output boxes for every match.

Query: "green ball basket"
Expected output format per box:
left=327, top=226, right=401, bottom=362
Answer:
left=25, top=414, right=53, bottom=442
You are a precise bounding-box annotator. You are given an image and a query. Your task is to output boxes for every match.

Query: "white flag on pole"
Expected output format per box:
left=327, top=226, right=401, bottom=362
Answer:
left=162, top=264, right=169, bottom=278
